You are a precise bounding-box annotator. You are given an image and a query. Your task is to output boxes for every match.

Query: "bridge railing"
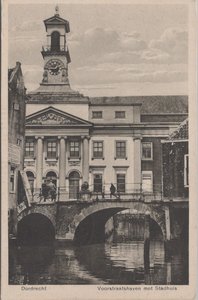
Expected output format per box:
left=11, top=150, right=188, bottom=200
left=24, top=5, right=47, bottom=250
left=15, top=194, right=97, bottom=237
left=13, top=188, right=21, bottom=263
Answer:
left=23, top=188, right=57, bottom=203
left=27, top=183, right=164, bottom=204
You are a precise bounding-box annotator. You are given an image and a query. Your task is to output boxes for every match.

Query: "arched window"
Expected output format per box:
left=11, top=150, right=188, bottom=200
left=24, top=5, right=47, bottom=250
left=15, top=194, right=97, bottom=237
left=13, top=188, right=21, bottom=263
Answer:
left=69, top=171, right=80, bottom=200
left=51, top=31, right=60, bottom=51
left=46, top=171, right=57, bottom=187
left=26, top=171, right=34, bottom=193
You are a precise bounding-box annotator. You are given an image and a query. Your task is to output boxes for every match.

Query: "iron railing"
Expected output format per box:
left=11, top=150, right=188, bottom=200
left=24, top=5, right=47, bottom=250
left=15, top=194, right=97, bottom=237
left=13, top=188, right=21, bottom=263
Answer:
left=42, top=45, right=68, bottom=52
left=27, top=183, right=164, bottom=204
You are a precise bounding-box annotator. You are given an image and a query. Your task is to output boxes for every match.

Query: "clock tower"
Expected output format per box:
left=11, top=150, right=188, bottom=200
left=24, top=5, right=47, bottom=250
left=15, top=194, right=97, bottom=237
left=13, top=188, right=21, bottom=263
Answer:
left=27, top=7, right=89, bottom=115
left=41, top=5, right=71, bottom=86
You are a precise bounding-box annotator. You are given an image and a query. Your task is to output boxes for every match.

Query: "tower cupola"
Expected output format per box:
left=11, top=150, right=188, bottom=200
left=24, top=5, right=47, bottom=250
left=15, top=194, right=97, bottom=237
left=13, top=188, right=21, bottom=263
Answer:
left=42, top=5, right=70, bottom=60
left=40, top=6, right=71, bottom=86
left=28, top=6, right=88, bottom=104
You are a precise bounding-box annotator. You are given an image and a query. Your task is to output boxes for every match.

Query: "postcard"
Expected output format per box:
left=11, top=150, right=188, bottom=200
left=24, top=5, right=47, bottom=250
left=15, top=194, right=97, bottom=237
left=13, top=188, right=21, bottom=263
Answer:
left=1, top=0, right=197, bottom=299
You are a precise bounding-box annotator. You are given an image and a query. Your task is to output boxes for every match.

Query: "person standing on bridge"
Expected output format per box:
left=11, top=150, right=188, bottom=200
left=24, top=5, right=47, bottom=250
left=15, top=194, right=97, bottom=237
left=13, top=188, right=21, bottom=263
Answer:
left=110, top=183, right=120, bottom=199
left=110, top=183, right=116, bottom=198
left=48, top=180, right=56, bottom=202
left=41, top=180, right=48, bottom=202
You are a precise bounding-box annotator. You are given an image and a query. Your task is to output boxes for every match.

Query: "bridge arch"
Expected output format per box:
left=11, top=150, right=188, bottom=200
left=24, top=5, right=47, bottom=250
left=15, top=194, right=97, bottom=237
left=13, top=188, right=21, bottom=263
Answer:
left=71, top=202, right=166, bottom=244
left=17, top=212, right=55, bottom=245
left=18, top=204, right=56, bottom=228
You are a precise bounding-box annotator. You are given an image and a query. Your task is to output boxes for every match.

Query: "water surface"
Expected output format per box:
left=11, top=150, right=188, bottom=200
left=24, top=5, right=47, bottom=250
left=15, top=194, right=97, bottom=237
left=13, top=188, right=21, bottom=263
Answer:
left=9, top=240, right=188, bottom=285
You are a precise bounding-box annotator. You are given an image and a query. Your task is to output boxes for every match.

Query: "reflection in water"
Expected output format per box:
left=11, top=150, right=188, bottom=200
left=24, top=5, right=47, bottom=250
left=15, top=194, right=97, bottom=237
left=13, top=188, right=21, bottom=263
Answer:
left=9, top=240, right=188, bottom=285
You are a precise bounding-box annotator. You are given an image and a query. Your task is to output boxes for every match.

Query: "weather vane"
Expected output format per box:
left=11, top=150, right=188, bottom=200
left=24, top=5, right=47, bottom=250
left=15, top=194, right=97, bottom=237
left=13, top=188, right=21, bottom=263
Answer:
left=55, top=4, right=59, bottom=15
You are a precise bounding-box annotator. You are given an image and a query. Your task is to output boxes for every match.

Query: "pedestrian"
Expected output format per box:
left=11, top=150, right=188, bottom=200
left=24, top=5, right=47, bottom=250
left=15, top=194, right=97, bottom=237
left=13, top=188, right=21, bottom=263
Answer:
left=41, top=181, right=48, bottom=202
left=110, top=183, right=116, bottom=198
left=48, top=180, right=56, bottom=201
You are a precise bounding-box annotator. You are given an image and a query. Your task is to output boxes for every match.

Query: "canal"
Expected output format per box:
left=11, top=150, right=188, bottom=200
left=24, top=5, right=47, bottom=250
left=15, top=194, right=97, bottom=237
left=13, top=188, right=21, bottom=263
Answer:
left=9, top=239, right=188, bottom=285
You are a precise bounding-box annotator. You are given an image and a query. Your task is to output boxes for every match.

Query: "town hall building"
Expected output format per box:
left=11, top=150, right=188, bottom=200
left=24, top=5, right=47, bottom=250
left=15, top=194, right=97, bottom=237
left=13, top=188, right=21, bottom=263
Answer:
left=24, top=8, right=188, bottom=202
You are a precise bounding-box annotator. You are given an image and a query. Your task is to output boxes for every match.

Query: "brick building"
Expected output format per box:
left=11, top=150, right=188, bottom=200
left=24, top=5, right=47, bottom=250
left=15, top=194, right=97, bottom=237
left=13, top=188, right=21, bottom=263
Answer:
left=8, top=62, right=26, bottom=235
left=162, top=119, right=188, bottom=200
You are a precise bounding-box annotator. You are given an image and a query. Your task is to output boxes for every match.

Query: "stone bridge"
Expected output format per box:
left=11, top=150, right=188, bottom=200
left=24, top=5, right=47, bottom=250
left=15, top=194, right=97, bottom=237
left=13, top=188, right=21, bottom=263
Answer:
left=17, top=200, right=188, bottom=245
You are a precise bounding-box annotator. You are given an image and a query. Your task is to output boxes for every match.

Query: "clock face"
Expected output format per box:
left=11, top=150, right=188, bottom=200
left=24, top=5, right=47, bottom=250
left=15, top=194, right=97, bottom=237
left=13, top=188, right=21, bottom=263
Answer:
left=46, top=59, right=63, bottom=76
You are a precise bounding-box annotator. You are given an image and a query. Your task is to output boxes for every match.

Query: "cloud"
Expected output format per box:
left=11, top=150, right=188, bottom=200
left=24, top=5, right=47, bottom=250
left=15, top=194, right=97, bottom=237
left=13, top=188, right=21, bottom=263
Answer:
left=69, top=27, right=147, bottom=66
left=121, top=36, right=146, bottom=51
left=9, top=24, right=188, bottom=69
left=148, top=27, right=188, bottom=63
left=69, top=27, right=120, bottom=59
left=9, top=25, right=188, bottom=93
left=141, top=48, right=170, bottom=63
left=126, top=70, right=187, bottom=83
left=71, top=61, right=187, bottom=85
left=10, top=20, right=42, bottom=33
left=69, top=26, right=188, bottom=67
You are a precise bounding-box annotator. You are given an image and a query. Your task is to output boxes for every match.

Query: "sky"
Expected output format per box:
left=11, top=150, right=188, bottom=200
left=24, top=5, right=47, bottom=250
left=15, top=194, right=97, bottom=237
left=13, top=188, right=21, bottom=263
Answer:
left=8, top=3, right=188, bottom=97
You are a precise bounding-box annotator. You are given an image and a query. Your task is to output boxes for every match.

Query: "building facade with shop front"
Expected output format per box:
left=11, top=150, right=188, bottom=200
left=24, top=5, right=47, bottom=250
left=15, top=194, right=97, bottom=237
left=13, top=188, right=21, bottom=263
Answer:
left=24, top=9, right=188, bottom=202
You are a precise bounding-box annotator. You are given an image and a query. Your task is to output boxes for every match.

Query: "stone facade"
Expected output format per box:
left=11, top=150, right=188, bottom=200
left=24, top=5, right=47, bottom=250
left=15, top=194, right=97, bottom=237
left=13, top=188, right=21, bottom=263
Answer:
left=24, top=11, right=188, bottom=208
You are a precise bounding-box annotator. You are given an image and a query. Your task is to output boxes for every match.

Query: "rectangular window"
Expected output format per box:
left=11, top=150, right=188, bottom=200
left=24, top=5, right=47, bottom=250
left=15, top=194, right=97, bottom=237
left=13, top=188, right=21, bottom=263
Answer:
left=25, top=140, right=34, bottom=158
left=117, top=174, right=126, bottom=193
left=10, top=166, right=15, bottom=192
left=93, top=174, right=103, bottom=193
left=184, top=154, right=189, bottom=187
left=92, top=111, right=103, bottom=119
left=93, top=141, right=103, bottom=158
left=70, top=141, right=80, bottom=158
left=142, top=171, right=153, bottom=193
left=47, top=141, right=57, bottom=159
left=116, top=141, right=126, bottom=159
left=142, top=142, right=153, bottom=160
left=115, top=111, right=126, bottom=119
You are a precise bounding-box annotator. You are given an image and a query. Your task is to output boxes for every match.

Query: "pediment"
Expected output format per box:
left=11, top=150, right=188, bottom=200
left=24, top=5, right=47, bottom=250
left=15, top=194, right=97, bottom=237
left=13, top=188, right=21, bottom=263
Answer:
left=26, top=107, right=92, bottom=127
left=44, top=16, right=70, bottom=32
left=45, top=16, right=67, bottom=24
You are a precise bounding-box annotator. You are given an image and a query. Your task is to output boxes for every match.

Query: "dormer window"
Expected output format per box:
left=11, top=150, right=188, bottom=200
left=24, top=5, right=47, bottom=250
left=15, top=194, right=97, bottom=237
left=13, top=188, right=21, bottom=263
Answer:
left=51, top=31, right=60, bottom=51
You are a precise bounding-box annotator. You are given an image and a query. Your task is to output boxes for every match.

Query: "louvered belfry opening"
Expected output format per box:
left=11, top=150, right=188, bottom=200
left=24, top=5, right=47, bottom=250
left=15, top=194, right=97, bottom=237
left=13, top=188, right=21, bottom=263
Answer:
left=51, top=31, right=60, bottom=51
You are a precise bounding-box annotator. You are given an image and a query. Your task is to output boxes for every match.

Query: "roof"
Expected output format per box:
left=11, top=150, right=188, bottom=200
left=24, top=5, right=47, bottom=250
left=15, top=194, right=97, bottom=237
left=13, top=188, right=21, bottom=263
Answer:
left=90, top=95, right=188, bottom=114
left=27, top=84, right=89, bottom=104
left=8, top=61, right=24, bottom=91
left=8, top=68, right=14, bottom=80
left=169, top=118, right=188, bottom=140
left=44, top=15, right=70, bottom=32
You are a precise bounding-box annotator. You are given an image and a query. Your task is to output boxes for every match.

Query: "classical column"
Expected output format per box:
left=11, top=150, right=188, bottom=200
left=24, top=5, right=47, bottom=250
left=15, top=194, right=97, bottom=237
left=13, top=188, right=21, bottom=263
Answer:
left=58, top=136, right=66, bottom=200
left=133, top=137, right=142, bottom=192
left=82, top=136, right=90, bottom=182
left=35, top=136, right=44, bottom=189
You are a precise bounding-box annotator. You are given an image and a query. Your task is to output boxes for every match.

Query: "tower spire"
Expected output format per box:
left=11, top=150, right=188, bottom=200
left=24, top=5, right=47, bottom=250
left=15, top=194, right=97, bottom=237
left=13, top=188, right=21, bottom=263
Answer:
left=55, top=4, right=59, bottom=16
